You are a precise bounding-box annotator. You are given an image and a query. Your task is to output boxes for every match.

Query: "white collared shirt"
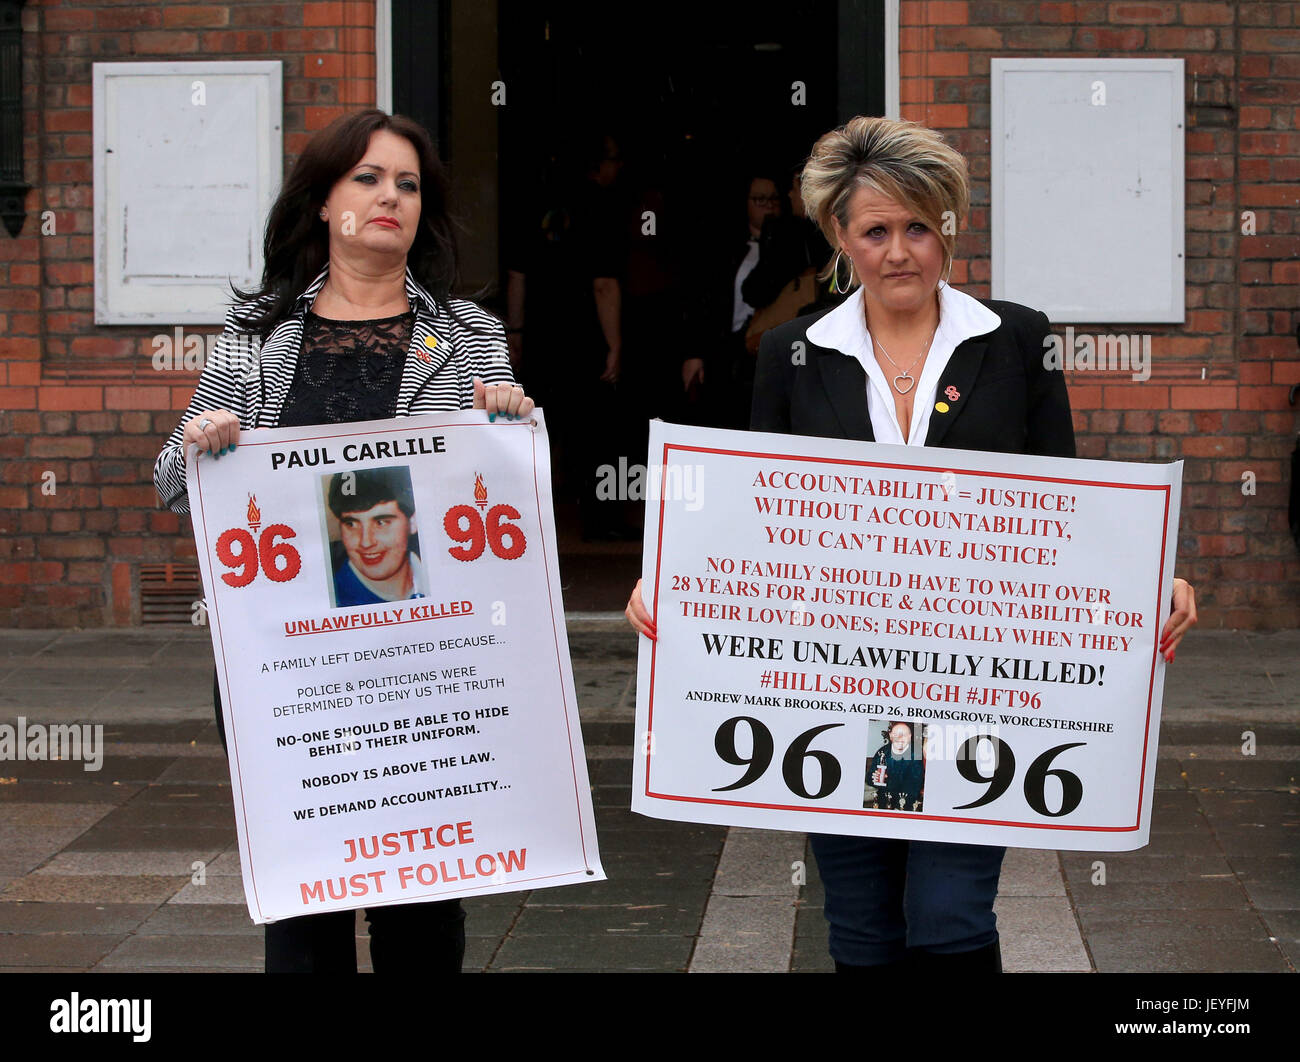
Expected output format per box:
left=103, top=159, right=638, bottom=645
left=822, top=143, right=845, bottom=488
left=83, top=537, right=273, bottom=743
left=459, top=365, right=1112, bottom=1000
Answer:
left=732, top=238, right=761, bottom=332
left=806, top=282, right=1002, bottom=445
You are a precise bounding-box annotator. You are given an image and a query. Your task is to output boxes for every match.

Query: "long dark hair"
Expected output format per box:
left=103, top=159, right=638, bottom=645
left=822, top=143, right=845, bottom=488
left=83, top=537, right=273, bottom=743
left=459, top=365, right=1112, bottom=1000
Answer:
left=231, top=109, right=464, bottom=339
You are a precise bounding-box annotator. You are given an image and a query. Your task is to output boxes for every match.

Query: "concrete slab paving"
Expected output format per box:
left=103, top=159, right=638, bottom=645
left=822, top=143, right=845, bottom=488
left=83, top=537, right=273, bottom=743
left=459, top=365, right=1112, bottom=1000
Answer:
left=35, top=850, right=223, bottom=876
left=997, top=848, right=1069, bottom=896
left=709, top=828, right=807, bottom=898
left=0, top=802, right=119, bottom=828
left=96, top=933, right=265, bottom=970
left=1225, top=856, right=1300, bottom=910
left=0, top=902, right=156, bottom=935
left=512, top=903, right=700, bottom=936
left=1, top=874, right=186, bottom=905
left=491, top=932, right=694, bottom=971
left=133, top=904, right=263, bottom=936
left=0, top=933, right=127, bottom=967
left=690, top=827, right=805, bottom=971
left=690, top=894, right=802, bottom=972
left=167, top=878, right=249, bottom=905
left=0, top=625, right=1292, bottom=975
left=993, top=896, right=1092, bottom=972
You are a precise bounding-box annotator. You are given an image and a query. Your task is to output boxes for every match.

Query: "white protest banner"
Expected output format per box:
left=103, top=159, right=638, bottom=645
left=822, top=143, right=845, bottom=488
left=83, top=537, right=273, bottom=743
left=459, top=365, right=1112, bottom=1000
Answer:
left=187, top=410, right=603, bottom=923
left=634, top=420, right=1182, bottom=851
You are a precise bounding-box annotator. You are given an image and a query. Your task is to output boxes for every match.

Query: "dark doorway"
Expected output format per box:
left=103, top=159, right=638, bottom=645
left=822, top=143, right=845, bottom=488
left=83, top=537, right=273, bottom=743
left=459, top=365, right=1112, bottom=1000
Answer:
left=394, top=1, right=888, bottom=609
left=498, top=3, right=843, bottom=223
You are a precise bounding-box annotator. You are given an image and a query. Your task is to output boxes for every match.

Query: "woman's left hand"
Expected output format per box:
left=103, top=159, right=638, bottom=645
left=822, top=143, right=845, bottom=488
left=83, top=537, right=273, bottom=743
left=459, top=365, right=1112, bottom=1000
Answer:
left=1159, top=577, right=1197, bottom=663
left=474, top=377, right=535, bottom=422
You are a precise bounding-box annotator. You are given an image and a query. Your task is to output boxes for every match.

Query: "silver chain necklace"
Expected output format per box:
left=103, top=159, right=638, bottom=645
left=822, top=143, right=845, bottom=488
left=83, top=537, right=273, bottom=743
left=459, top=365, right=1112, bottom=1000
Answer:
left=873, top=326, right=937, bottom=395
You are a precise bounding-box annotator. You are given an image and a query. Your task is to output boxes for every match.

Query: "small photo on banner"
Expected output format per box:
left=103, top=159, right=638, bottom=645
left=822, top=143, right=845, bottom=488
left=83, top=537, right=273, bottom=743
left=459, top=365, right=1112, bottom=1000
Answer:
left=864, top=719, right=927, bottom=812
left=319, top=465, right=430, bottom=608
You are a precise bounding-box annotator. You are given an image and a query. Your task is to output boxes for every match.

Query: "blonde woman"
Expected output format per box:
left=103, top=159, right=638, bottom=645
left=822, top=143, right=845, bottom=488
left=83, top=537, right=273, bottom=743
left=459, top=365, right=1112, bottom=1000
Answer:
left=627, top=116, right=1197, bottom=973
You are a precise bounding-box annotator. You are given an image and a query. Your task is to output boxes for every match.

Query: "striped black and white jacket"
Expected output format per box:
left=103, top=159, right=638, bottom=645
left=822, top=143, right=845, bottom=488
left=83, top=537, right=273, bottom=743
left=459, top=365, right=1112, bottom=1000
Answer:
left=153, top=262, right=516, bottom=514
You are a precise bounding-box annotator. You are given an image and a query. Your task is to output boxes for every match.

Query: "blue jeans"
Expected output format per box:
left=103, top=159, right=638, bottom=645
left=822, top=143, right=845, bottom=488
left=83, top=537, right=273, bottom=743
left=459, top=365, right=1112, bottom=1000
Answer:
left=809, top=833, right=1005, bottom=965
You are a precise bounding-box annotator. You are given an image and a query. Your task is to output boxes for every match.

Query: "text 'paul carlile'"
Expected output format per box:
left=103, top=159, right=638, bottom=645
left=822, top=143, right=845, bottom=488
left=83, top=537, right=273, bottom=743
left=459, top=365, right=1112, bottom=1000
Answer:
left=269, top=434, right=447, bottom=470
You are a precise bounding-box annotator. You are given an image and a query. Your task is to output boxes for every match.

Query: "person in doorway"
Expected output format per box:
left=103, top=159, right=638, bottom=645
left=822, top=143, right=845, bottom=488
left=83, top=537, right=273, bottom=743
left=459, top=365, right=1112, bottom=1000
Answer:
left=739, top=163, right=842, bottom=347
left=505, top=132, right=633, bottom=539
left=680, top=171, right=783, bottom=429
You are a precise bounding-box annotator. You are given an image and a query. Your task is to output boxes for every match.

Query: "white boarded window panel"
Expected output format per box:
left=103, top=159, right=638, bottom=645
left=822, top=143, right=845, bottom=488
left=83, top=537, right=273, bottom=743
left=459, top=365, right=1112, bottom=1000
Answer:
left=94, top=61, right=283, bottom=324
left=991, top=59, right=1184, bottom=324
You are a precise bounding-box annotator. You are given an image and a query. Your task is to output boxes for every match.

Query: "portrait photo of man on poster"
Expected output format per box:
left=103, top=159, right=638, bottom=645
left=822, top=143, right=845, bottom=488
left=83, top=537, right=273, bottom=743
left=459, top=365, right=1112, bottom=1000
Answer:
left=321, top=465, right=429, bottom=608
left=865, top=720, right=927, bottom=812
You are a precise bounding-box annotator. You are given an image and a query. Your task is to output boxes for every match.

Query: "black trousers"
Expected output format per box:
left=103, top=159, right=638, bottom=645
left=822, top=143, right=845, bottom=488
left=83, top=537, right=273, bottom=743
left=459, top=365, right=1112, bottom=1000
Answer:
left=212, top=670, right=466, bottom=973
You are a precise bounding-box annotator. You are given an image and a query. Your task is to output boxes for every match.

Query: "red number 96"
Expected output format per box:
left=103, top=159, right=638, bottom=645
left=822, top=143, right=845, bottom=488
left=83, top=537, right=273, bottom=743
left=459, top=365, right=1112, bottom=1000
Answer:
left=215, top=523, right=302, bottom=587
left=444, top=504, right=527, bottom=562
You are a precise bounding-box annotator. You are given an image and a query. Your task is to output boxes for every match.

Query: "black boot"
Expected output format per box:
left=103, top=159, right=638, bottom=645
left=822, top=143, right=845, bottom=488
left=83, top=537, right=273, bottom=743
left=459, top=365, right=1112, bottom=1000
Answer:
left=834, top=957, right=907, bottom=974
left=904, top=940, right=1003, bottom=973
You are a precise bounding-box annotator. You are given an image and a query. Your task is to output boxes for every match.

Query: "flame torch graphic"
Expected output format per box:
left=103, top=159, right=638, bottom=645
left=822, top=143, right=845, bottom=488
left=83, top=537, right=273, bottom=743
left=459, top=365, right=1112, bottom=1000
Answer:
left=474, top=473, right=488, bottom=511
left=247, top=493, right=262, bottom=533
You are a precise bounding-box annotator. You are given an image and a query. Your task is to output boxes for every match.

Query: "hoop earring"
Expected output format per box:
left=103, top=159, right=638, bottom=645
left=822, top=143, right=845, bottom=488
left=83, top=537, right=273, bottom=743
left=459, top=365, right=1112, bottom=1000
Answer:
left=939, top=258, right=953, bottom=289
left=831, top=250, right=855, bottom=294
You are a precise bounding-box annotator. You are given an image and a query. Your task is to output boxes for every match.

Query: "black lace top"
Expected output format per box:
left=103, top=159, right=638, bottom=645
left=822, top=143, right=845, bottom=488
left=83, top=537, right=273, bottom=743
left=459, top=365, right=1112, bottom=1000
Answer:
left=277, top=308, right=416, bottom=427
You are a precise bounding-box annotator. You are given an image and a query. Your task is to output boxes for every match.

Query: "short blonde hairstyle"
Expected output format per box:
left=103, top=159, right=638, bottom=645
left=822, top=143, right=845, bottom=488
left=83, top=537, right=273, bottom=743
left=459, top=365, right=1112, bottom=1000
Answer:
left=800, top=116, right=970, bottom=287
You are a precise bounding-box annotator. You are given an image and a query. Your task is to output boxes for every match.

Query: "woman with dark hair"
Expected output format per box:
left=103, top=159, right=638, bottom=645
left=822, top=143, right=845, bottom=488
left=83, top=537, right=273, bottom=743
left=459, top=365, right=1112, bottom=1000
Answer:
left=154, top=109, right=532, bottom=973
left=739, top=163, right=842, bottom=339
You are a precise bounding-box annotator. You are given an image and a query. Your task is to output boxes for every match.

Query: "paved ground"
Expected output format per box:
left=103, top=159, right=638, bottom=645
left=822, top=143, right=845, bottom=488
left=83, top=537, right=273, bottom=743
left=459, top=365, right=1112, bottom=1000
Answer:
left=0, top=624, right=1294, bottom=973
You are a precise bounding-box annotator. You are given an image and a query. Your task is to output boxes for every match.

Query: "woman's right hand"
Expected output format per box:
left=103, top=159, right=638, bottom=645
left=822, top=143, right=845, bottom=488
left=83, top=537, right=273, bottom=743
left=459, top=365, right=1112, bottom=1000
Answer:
left=625, top=578, right=656, bottom=640
left=183, top=409, right=241, bottom=463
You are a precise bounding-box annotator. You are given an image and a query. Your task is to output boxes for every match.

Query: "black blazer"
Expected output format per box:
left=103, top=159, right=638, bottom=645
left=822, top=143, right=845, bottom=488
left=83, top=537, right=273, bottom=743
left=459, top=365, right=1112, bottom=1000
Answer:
left=751, top=297, right=1076, bottom=458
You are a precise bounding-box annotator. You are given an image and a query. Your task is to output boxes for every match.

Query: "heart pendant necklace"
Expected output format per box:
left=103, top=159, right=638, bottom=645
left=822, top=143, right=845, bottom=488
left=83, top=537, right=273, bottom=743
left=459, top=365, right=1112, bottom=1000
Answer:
left=874, top=326, right=937, bottom=395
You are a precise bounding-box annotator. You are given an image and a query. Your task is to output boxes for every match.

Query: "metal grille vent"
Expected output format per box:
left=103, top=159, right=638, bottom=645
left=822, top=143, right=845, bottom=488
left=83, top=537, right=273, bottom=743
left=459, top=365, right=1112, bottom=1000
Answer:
left=139, top=563, right=203, bottom=625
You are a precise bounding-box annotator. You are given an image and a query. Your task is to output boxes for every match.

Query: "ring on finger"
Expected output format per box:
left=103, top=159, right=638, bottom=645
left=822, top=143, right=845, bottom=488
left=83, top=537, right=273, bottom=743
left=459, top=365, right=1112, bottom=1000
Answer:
left=198, top=418, right=213, bottom=431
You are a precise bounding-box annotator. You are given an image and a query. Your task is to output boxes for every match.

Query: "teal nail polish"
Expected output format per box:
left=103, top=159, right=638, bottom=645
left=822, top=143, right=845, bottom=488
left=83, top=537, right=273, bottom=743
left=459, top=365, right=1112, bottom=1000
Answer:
left=488, top=413, right=496, bottom=422
left=230, top=443, right=237, bottom=452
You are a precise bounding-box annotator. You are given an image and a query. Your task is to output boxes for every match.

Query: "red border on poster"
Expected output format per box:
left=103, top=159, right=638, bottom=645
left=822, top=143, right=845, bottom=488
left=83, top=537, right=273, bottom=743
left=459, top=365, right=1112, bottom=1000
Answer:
left=642, top=441, right=1172, bottom=833
left=193, top=418, right=597, bottom=921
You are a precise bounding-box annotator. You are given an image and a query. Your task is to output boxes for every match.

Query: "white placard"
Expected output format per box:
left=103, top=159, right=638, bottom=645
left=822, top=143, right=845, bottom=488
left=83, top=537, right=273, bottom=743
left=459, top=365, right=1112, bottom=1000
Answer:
left=634, top=421, right=1181, bottom=852
left=188, top=410, right=603, bottom=923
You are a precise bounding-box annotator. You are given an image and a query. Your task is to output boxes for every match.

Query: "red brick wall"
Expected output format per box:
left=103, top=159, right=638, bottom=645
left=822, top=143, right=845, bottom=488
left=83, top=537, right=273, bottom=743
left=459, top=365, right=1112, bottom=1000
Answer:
left=3, top=1, right=1298, bottom=627
left=899, top=0, right=1300, bottom=628
left=1, top=1, right=378, bottom=626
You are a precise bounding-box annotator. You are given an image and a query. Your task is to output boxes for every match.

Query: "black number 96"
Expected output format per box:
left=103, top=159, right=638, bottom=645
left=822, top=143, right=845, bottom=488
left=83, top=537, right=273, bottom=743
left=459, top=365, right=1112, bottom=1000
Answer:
left=952, top=736, right=1086, bottom=817
left=712, top=716, right=844, bottom=800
